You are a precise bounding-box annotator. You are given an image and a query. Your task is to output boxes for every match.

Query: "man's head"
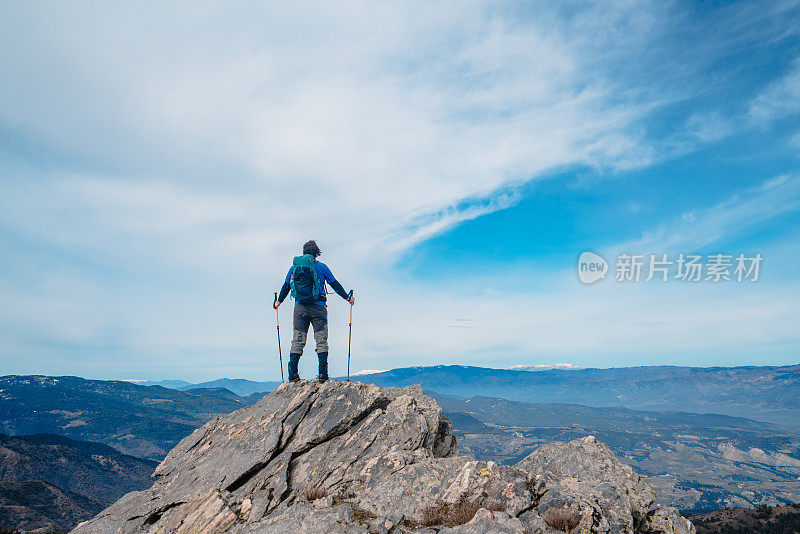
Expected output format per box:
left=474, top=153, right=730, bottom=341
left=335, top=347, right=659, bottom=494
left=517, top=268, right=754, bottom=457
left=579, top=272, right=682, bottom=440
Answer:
left=303, top=240, right=321, bottom=258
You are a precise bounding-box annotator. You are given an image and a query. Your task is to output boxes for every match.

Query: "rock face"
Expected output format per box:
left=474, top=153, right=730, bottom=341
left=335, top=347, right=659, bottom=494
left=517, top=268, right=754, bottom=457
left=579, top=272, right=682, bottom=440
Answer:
left=72, top=381, right=695, bottom=534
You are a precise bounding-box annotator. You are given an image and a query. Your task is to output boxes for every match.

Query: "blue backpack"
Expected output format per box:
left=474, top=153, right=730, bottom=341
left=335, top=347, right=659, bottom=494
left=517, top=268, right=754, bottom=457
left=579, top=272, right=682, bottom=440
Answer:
left=290, top=254, right=322, bottom=304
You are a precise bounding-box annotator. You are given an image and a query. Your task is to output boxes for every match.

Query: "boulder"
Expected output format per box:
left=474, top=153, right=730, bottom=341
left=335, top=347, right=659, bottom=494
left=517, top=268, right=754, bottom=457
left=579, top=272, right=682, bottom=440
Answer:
left=515, top=435, right=694, bottom=534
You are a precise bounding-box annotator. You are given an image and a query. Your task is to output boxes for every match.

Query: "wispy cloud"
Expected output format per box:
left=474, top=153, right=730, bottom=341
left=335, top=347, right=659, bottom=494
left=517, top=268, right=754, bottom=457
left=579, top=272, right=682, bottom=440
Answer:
left=0, top=2, right=672, bottom=271
left=615, top=175, right=800, bottom=253
left=750, top=57, right=800, bottom=123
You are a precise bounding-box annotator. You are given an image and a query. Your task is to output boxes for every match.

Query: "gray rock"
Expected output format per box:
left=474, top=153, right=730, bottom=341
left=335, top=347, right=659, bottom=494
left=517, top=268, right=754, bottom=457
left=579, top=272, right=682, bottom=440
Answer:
left=353, top=456, right=537, bottom=522
left=640, top=507, right=696, bottom=534
left=71, top=382, right=694, bottom=534
left=515, top=435, right=695, bottom=534
left=440, top=508, right=527, bottom=533
left=517, top=509, right=549, bottom=533
left=244, top=502, right=367, bottom=533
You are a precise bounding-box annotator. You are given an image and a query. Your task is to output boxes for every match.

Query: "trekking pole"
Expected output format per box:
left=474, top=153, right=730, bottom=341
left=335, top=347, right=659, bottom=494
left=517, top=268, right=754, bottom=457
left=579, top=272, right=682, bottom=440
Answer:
left=274, top=292, right=284, bottom=383
left=347, top=290, right=354, bottom=382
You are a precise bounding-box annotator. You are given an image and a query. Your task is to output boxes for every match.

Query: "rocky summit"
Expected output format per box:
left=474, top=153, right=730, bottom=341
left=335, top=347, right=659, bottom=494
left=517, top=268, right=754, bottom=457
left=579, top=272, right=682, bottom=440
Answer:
left=72, top=381, right=696, bottom=534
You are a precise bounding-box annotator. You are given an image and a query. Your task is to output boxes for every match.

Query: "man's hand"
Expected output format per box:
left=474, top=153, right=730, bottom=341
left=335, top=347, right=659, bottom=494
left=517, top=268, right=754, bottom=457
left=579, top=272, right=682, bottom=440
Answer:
left=348, top=295, right=355, bottom=305
left=273, top=300, right=281, bottom=309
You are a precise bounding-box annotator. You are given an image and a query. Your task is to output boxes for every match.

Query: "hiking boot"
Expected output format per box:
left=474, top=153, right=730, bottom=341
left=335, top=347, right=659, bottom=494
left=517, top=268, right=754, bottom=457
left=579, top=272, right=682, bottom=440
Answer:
left=317, top=352, right=329, bottom=382
left=288, top=353, right=301, bottom=382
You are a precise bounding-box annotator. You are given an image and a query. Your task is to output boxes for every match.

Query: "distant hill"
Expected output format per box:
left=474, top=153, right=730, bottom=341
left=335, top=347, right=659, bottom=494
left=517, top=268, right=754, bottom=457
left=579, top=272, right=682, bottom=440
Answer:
left=183, top=387, right=246, bottom=403
left=0, top=480, right=104, bottom=531
left=0, top=433, right=156, bottom=504
left=141, top=377, right=280, bottom=396
left=688, top=503, right=800, bottom=533
left=359, top=364, right=800, bottom=431
left=0, top=375, right=247, bottom=460
left=137, top=379, right=193, bottom=389
left=177, top=378, right=280, bottom=397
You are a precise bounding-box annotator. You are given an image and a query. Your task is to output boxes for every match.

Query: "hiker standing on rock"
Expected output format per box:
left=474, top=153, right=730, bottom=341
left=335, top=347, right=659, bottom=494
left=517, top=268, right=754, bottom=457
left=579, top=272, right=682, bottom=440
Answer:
left=274, top=240, right=355, bottom=382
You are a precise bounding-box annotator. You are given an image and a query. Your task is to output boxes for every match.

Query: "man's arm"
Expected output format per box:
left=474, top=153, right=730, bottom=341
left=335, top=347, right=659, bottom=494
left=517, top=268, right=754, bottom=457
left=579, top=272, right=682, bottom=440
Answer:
left=274, top=268, right=293, bottom=308
left=323, top=264, right=353, bottom=303
left=277, top=281, right=291, bottom=303
left=329, top=279, right=350, bottom=300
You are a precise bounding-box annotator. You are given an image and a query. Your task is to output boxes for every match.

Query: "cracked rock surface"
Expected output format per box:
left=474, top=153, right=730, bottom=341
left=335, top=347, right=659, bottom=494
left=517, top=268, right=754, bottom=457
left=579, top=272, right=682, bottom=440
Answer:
left=71, top=381, right=695, bottom=534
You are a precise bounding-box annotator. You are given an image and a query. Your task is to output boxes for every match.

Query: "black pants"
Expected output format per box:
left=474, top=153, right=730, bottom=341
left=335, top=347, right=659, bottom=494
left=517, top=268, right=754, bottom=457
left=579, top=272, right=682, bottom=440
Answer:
left=288, top=303, right=328, bottom=380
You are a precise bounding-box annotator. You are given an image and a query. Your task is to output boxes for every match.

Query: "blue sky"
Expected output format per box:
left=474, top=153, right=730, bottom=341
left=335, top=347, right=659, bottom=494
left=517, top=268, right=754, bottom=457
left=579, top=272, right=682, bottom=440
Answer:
left=1, top=1, right=799, bottom=381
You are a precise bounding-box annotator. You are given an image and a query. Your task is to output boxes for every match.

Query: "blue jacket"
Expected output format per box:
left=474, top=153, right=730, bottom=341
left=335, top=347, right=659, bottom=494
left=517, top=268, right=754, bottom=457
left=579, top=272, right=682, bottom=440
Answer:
left=278, top=261, right=349, bottom=307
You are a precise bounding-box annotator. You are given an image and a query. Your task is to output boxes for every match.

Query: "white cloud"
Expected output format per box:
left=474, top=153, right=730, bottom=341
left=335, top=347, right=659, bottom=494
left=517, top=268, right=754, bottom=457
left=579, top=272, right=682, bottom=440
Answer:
left=613, top=175, right=800, bottom=254
left=684, top=112, right=735, bottom=143
left=750, top=57, right=800, bottom=123
left=0, top=2, right=670, bottom=276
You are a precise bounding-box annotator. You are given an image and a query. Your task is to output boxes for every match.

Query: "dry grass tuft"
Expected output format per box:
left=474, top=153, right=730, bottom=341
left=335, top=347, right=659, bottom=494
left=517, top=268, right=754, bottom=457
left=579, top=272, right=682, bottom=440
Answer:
left=482, top=497, right=506, bottom=512
left=324, top=487, right=374, bottom=525
left=352, top=506, right=377, bottom=524
left=302, top=485, right=328, bottom=502
left=421, top=498, right=482, bottom=527
left=448, top=499, right=482, bottom=526
left=421, top=502, right=449, bottom=526
left=331, top=487, right=355, bottom=506
left=543, top=507, right=582, bottom=532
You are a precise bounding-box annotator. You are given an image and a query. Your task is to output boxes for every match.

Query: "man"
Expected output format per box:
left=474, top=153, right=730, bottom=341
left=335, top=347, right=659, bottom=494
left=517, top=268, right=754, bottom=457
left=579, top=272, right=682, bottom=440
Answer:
left=274, top=240, right=354, bottom=382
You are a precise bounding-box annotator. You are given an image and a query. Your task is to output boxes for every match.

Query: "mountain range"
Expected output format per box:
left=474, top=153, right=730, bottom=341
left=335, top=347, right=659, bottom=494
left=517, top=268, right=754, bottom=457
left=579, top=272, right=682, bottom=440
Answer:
left=0, top=433, right=156, bottom=503
left=1, top=364, right=799, bottom=530
left=140, top=364, right=800, bottom=430
left=0, top=375, right=249, bottom=460
left=0, top=433, right=156, bottom=531
left=358, top=365, right=800, bottom=431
